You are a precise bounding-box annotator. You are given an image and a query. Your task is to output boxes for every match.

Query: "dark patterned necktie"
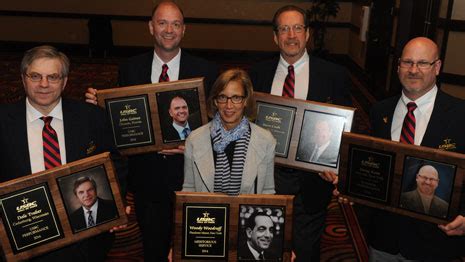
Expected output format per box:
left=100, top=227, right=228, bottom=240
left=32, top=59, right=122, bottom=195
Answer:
left=159, top=64, right=170, bottom=82
left=400, top=102, right=417, bottom=144
left=259, top=252, right=265, bottom=260
left=282, top=65, right=295, bottom=98
left=41, top=116, right=61, bottom=169
left=182, top=127, right=191, bottom=138
left=87, top=210, right=95, bottom=227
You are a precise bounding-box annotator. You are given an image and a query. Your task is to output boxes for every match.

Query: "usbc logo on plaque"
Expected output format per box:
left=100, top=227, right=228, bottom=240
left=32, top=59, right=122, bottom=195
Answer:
left=0, top=184, right=63, bottom=253
left=182, top=204, right=229, bottom=259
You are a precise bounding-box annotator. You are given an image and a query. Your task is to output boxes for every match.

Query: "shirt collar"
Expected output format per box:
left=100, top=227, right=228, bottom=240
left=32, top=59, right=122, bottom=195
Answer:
left=26, top=98, right=63, bottom=123
left=172, top=121, right=190, bottom=133
left=400, top=85, right=438, bottom=110
left=153, top=48, right=182, bottom=69
left=279, top=49, right=309, bottom=70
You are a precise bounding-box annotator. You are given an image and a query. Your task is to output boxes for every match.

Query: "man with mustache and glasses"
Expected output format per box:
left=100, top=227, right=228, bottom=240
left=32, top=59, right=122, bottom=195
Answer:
left=249, top=5, right=351, bottom=262
left=368, top=37, right=465, bottom=261
left=85, top=1, right=217, bottom=261
left=238, top=212, right=276, bottom=261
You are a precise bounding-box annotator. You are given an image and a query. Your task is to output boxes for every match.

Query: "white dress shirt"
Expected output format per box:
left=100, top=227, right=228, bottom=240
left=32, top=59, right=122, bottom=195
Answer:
left=271, top=50, right=310, bottom=100
left=26, top=98, right=67, bottom=173
left=150, top=49, right=181, bottom=83
left=391, top=85, right=437, bottom=145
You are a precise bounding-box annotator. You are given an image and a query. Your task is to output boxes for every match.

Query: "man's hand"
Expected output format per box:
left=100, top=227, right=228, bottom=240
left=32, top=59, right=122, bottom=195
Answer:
left=85, top=87, right=98, bottom=105
left=318, top=171, right=339, bottom=196
left=109, top=205, right=131, bottom=233
left=291, top=250, right=296, bottom=262
left=159, top=145, right=185, bottom=155
left=439, top=215, right=465, bottom=236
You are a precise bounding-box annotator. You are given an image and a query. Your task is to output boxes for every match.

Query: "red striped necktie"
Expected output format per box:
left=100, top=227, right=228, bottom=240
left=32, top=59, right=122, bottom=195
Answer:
left=282, top=65, right=295, bottom=98
left=41, top=116, right=62, bottom=169
left=159, top=64, right=170, bottom=82
left=399, top=102, right=417, bottom=144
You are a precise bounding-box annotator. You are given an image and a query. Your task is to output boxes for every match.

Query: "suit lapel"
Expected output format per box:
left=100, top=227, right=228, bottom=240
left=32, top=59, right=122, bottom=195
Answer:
left=421, top=91, right=451, bottom=147
left=7, top=101, right=32, bottom=175
left=62, top=100, right=82, bottom=162
left=241, top=125, right=265, bottom=193
left=179, top=50, right=189, bottom=80
left=141, top=52, right=153, bottom=84
left=262, top=58, right=279, bottom=94
left=379, top=97, right=399, bottom=140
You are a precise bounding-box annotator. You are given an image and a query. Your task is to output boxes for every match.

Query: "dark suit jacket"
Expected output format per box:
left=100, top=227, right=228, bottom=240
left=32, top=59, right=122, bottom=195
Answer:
left=237, top=241, right=275, bottom=261
left=0, top=99, right=127, bottom=187
left=297, top=142, right=339, bottom=167
left=163, top=123, right=182, bottom=142
left=69, top=198, right=118, bottom=232
left=249, top=55, right=351, bottom=214
left=369, top=89, right=465, bottom=259
left=118, top=50, right=218, bottom=201
left=399, top=190, right=448, bottom=218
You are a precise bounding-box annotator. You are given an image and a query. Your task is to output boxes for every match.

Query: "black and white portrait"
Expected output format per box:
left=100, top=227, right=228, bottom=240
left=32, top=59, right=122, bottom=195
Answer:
left=237, top=205, right=285, bottom=261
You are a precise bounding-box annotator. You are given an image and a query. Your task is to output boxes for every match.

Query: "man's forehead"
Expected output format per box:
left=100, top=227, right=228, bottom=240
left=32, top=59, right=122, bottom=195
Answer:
left=27, top=58, right=62, bottom=73
left=277, top=10, right=305, bottom=24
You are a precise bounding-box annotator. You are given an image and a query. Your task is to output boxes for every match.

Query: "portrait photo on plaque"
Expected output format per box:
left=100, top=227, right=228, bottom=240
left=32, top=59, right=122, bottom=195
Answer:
left=398, top=157, right=456, bottom=219
left=255, top=101, right=296, bottom=158
left=57, top=165, right=118, bottom=233
left=156, top=88, right=202, bottom=143
left=0, top=183, right=63, bottom=254
left=237, top=205, right=285, bottom=261
left=295, top=110, right=346, bottom=168
left=105, top=94, right=155, bottom=149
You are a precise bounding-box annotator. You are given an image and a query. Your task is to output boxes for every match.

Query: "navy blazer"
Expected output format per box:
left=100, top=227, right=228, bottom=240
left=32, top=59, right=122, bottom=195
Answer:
left=249, top=55, right=352, bottom=214
left=368, top=89, right=465, bottom=260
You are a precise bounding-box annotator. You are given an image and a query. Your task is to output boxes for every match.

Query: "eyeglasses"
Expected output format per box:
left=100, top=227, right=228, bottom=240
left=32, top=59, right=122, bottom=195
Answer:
left=156, top=20, right=183, bottom=30
left=215, top=95, right=245, bottom=104
left=25, top=73, right=63, bottom=83
left=417, top=174, right=439, bottom=183
left=276, top=24, right=306, bottom=35
left=398, top=59, right=439, bottom=69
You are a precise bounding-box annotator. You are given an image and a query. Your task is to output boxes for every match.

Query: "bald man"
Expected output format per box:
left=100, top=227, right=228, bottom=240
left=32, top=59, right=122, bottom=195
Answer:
left=368, top=37, right=465, bottom=260
left=400, top=165, right=448, bottom=217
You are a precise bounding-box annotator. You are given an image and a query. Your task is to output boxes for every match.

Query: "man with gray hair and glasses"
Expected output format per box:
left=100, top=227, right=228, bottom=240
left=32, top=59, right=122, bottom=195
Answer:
left=368, top=36, right=465, bottom=261
left=0, top=45, right=127, bottom=261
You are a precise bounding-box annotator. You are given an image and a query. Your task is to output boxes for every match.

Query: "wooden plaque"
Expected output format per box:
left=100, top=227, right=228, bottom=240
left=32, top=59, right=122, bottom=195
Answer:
left=97, top=78, right=208, bottom=155
left=338, top=132, right=465, bottom=224
left=174, top=192, right=294, bottom=261
left=254, top=92, right=355, bottom=173
left=0, top=152, right=128, bottom=261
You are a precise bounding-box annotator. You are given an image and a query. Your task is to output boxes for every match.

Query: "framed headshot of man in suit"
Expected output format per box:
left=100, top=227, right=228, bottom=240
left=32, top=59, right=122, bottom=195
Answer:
left=156, top=88, right=202, bottom=143
left=295, top=110, right=346, bottom=168
left=399, top=157, right=456, bottom=219
left=237, top=205, right=285, bottom=261
left=57, top=165, right=119, bottom=233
